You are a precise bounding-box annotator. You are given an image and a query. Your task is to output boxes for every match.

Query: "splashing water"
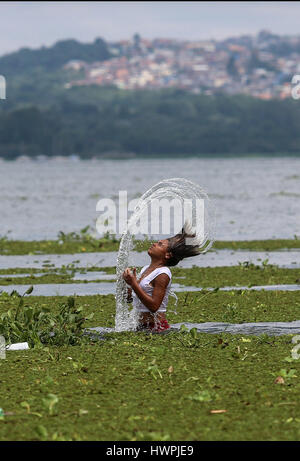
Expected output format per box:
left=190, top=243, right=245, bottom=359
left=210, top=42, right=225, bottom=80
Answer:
left=115, top=177, right=216, bottom=332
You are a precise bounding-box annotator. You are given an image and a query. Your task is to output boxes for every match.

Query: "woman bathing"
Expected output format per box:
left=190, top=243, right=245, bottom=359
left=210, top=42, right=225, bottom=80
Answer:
left=122, top=222, right=202, bottom=332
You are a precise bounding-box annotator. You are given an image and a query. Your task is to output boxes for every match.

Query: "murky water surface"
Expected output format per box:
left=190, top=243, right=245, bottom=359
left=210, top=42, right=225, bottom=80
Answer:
left=0, top=249, right=299, bottom=270
left=1, top=281, right=300, bottom=297
left=1, top=156, right=300, bottom=241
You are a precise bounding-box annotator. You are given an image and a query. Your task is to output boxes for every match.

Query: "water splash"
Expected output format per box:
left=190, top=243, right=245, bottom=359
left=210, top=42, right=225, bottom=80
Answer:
left=168, top=289, right=179, bottom=315
left=115, top=177, right=216, bottom=332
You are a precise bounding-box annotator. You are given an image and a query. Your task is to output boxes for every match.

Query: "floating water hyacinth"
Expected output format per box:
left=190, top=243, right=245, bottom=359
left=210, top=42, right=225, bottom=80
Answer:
left=115, top=178, right=216, bottom=332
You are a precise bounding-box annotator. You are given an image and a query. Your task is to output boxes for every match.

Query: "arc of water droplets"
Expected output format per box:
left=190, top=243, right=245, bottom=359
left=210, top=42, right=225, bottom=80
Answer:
left=115, top=178, right=216, bottom=332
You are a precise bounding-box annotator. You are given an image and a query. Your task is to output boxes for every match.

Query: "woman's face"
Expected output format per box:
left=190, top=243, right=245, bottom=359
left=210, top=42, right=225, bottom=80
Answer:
left=148, top=239, right=170, bottom=261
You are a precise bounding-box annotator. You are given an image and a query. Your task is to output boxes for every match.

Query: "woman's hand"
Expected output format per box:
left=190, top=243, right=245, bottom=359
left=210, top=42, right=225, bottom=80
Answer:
left=122, top=267, right=137, bottom=287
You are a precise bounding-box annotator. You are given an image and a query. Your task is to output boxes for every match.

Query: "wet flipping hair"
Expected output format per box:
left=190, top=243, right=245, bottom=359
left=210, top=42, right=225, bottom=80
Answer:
left=165, top=221, right=203, bottom=267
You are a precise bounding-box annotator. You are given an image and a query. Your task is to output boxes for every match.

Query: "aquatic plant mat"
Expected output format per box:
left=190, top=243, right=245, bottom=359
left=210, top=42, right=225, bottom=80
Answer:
left=0, top=264, right=299, bottom=288
left=1, top=291, right=300, bottom=440
left=1, top=235, right=300, bottom=255
left=1, top=329, right=300, bottom=441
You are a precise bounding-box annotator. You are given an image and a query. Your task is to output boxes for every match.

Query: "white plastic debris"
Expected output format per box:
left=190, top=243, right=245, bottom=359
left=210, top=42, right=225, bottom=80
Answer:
left=6, top=342, right=29, bottom=351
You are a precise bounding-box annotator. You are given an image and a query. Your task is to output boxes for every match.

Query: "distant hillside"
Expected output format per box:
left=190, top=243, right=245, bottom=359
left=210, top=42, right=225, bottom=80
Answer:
left=0, top=34, right=300, bottom=159
left=0, top=38, right=112, bottom=75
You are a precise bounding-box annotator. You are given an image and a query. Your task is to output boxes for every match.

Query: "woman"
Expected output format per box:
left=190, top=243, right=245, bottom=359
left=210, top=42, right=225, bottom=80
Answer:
left=122, top=222, right=202, bottom=333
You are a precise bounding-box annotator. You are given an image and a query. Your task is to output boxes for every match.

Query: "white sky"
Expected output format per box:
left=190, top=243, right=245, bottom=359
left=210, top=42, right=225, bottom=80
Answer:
left=0, top=1, right=300, bottom=56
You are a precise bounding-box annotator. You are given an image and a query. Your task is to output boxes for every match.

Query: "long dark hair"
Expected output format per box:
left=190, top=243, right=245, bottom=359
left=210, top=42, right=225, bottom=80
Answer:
left=165, top=221, right=203, bottom=267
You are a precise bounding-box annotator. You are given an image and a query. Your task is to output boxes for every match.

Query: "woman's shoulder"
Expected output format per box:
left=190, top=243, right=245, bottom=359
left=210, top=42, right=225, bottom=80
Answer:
left=155, top=266, right=172, bottom=278
left=146, top=266, right=172, bottom=286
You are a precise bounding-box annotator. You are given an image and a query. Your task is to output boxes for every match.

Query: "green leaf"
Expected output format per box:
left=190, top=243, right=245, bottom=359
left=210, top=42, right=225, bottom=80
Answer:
left=35, top=425, right=48, bottom=438
left=188, top=389, right=215, bottom=402
left=24, top=285, right=34, bottom=295
left=67, top=297, right=75, bottom=309
left=190, top=327, right=198, bottom=339
left=20, top=401, right=30, bottom=413
left=24, top=307, right=34, bottom=322
left=42, top=394, right=59, bottom=415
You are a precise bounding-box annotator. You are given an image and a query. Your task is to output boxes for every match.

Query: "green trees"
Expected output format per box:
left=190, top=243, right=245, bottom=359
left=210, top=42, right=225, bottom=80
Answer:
left=0, top=38, right=112, bottom=76
left=1, top=88, right=300, bottom=158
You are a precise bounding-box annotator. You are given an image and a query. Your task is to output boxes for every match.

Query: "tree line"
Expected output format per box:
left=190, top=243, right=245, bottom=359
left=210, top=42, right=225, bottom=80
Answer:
left=0, top=87, right=300, bottom=158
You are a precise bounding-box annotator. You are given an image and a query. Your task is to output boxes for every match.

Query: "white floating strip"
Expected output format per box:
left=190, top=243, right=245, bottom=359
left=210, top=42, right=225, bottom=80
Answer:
left=6, top=342, right=29, bottom=351
left=86, top=321, right=300, bottom=337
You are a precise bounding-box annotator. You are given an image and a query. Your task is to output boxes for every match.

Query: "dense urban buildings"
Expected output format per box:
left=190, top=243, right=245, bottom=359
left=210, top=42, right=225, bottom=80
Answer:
left=63, top=30, right=300, bottom=100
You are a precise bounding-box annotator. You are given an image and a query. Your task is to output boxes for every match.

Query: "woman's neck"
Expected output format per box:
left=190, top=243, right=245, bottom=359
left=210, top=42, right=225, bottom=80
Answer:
left=149, top=259, right=165, bottom=269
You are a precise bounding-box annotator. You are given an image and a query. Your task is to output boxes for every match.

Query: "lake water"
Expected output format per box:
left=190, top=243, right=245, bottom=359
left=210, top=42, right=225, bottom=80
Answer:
left=0, top=249, right=299, bottom=269
left=0, top=156, right=300, bottom=241
left=1, top=281, right=300, bottom=297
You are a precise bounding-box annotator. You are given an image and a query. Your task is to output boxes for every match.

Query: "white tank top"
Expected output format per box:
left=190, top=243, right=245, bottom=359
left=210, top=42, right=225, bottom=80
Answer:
left=132, top=265, right=172, bottom=313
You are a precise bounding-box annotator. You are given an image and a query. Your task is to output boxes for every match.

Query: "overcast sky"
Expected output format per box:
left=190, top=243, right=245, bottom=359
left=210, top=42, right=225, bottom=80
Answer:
left=1, top=1, right=300, bottom=56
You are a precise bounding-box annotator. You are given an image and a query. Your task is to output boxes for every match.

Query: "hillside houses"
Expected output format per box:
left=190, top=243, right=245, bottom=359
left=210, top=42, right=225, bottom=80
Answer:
left=64, top=30, right=300, bottom=99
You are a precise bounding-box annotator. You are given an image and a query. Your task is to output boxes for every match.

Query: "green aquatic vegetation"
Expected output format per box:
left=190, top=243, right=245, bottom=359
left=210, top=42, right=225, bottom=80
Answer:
left=1, top=289, right=300, bottom=326
left=0, top=230, right=12, bottom=246
left=57, top=226, right=118, bottom=247
left=187, top=388, right=219, bottom=402
left=0, top=266, right=116, bottom=276
left=166, top=290, right=300, bottom=324
left=146, top=359, right=163, bottom=380
left=238, top=258, right=275, bottom=269
left=0, top=273, right=116, bottom=286
left=173, top=325, right=207, bottom=349
left=131, top=431, right=171, bottom=442
left=1, top=243, right=300, bottom=440
left=171, top=265, right=300, bottom=289
left=213, top=237, right=300, bottom=251
left=2, top=235, right=300, bottom=255
left=0, top=290, right=94, bottom=347
left=57, top=227, right=117, bottom=250
left=274, top=369, right=297, bottom=381
left=1, top=333, right=300, bottom=441
left=57, top=226, right=95, bottom=244
left=221, top=303, right=239, bottom=323
left=20, top=401, right=42, bottom=418
left=0, top=268, right=43, bottom=275
left=42, top=394, right=59, bottom=416
left=0, top=265, right=117, bottom=285
left=55, top=263, right=77, bottom=277
left=0, top=273, right=75, bottom=286
left=0, top=227, right=121, bottom=255
left=2, top=264, right=299, bottom=290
